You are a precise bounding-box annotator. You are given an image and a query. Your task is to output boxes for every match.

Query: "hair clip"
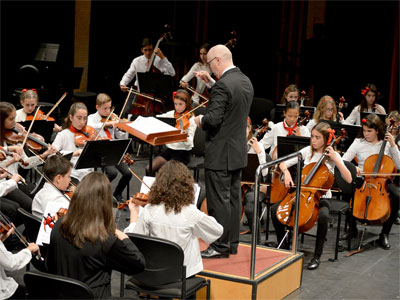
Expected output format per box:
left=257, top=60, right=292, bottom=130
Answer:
left=361, top=86, right=370, bottom=96
left=21, top=88, right=37, bottom=94
left=327, top=128, right=336, bottom=145
left=361, top=118, right=367, bottom=124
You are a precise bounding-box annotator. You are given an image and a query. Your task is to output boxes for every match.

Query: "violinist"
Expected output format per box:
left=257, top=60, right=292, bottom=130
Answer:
left=145, top=89, right=196, bottom=175
left=119, top=37, right=176, bottom=116
left=280, top=84, right=300, bottom=104
left=386, top=110, right=400, bottom=149
left=124, top=160, right=223, bottom=278
left=87, top=93, right=132, bottom=203
left=270, top=122, right=352, bottom=270
left=342, top=114, right=400, bottom=249
left=180, top=43, right=212, bottom=107
left=32, top=155, right=72, bottom=219
left=261, top=101, right=310, bottom=160
left=242, top=117, right=270, bottom=243
left=343, top=83, right=386, bottom=125
left=306, top=95, right=344, bottom=133
left=1, top=102, right=57, bottom=212
left=52, top=102, right=96, bottom=182
left=0, top=224, right=40, bottom=299
left=47, top=172, right=145, bottom=299
left=15, top=88, right=62, bottom=133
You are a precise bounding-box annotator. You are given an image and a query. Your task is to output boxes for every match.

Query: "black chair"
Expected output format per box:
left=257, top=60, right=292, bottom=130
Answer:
left=329, top=160, right=358, bottom=261
left=24, top=271, right=94, bottom=299
left=123, top=233, right=210, bottom=300
left=187, top=126, right=206, bottom=182
left=249, top=97, right=275, bottom=126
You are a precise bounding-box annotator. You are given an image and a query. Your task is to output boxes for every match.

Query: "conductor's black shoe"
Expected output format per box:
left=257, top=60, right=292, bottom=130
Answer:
left=307, top=257, right=320, bottom=270
left=201, top=247, right=229, bottom=259
left=379, top=233, right=390, bottom=250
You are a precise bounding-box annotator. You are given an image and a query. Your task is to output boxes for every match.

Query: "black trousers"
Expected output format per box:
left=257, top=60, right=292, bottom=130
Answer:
left=271, top=198, right=330, bottom=258
left=382, top=183, right=400, bottom=235
left=104, top=163, right=132, bottom=197
left=5, top=188, right=32, bottom=212
left=0, top=197, right=21, bottom=226
left=205, top=168, right=242, bottom=254
left=243, top=188, right=267, bottom=242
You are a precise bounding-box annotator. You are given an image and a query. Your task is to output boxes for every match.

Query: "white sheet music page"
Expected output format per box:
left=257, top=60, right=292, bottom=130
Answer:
left=128, top=116, right=177, bottom=135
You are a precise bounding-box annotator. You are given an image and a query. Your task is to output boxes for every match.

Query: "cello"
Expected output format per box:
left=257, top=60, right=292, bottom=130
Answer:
left=352, top=120, right=396, bottom=224
left=276, top=136, right=336, bottom=233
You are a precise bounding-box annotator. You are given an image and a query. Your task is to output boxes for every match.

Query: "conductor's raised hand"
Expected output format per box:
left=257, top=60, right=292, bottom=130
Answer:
left=194, top=71, right=212, bottom=84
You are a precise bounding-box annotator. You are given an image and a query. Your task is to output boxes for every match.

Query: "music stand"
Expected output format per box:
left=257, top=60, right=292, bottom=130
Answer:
left=277, top=136, right=310, bottom=158
left=19, top=120, right=55, bottom=144
left=320, top=120, right=361, bottom=152
left=74, top=139, right=132, bottom=171
left=274, top=104, right=315, bottom=123
left=137, top=72, right=174, bottom=112
left=156, top=116, right=176, bottom=127
left=242, top=154, right=260, bottom=183
left=360, top=112, right=387, bottom=124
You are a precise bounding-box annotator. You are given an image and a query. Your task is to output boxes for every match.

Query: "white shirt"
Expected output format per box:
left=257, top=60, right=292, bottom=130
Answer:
left=0, top=241, right=31, bottom=299
left=343, top=104, right=386, bottom=125
left=32, top=182, right=70, bottom=219
left=52, top=129, right=93, bottom=181
left=124, top=203, right=223, bottom=277
left=156, top=110, right=196, bottom=151
left=15, top=108, right=28, bottom=122
left=181, top=62, right=212, bottom=106
left=0, top=179, right=18, bottom=197
left=87, top=111, right=128, bottom=140
left=284, top=146, right=345, bottom=198
left=342, top=138, right=400, bottom=171
left=120, top=55, right=176, bottom=89
left=248, top=140, right=268, bottom=177
left=261, top=121, right=310, bottom=156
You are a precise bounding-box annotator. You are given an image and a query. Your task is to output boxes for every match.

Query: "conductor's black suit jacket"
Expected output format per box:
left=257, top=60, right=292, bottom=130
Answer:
left=201, top=67, right=254, bottom=171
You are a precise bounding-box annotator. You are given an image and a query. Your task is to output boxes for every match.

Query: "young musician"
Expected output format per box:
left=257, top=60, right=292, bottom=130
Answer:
left=15, top=89, right=62, bottom=132
left=180, top=43, right=212, bottom=107
left=343, top=83, right=386, bottom=125
left=242, top=117, right=269, bottom=242
left=125, top=160, right=223, bottom=277
left=145, top=89, right=196, bottom=175
left=261, top=101, right=310, bottom=160
left=1, top=226, right=39, bottom=299
left=32, top=155, right=72, bottom=219
left=52, top=102, right=96, bottom=182
left=1, top=102, right=57, bottom=212
left=87, top=93, right=132, bottom=202
left=271, top=122, right=352, bottom=270
left=386, top=110, right=400, bottom=148
left=306, top=95, right=344, bottom=132
left=280, top=84, right=300, bottom=104
left=47, top=172, right=145, bottom=299
left=342, top=113, right=400, bottom=249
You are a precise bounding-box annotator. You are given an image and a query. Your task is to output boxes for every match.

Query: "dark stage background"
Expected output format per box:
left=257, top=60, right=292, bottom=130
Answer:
left=1, top=1, right=398, bottom=118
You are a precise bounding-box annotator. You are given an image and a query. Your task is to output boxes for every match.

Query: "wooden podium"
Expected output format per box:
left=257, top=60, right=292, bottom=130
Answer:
left=116, top=118, right=188, bottom=174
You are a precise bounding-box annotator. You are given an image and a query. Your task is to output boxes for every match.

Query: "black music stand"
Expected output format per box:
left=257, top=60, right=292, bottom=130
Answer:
left=137, top=72, right=174, bottom=113
left=320, top=120, right=361, bottom=152
left=274, top=104, right=315, bottom=123
left=277, top=136, right=310, bottom=158
left=360, top=112, right=387, bottom=124
left=19, top=120, right=55, bottom=144
left=156, top=116, right=176, bottom=127
left=74, top=139, right=132, bottom=171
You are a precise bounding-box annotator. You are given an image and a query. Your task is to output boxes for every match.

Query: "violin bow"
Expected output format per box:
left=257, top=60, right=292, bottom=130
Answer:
left=95, top=107, right=115, bottom=141
left=176, top=84, right=209, bottom=121
left=0, top=166, right=26, bottom=185
left=123, top=160, right=151, bottom=190
left=45, top=92, right=67, bottom=119
left=33, top=166, right=71, bottom=202
left=21, top=105, right=41, bottom=149
left=125, top=86, right=163, bottom=103
left=119, top=87, right=133, bottom=120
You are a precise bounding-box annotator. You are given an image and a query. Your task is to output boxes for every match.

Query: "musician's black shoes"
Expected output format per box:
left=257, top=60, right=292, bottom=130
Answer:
left=379, top=233, right=390, bottom=250
left=307, top=257, right=320, bottom=270
left=201, top=247, right=229, bottom=259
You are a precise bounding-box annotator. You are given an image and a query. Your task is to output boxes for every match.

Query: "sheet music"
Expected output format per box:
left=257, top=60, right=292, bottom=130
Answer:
left=36, top=201, right=69, bottom=246
left=127, top=116, right=177, bottom=135
left=141, top=176, right=201, bottom=206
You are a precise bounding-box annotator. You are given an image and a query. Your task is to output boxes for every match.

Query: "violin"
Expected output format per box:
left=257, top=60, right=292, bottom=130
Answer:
left=300, top=91, right=306, bottom=106
left=5, top=127, right=48, bottom=152
left=276, top=136, right=337, bottom=233
left=26, top=109, right=55, bottom=121
left=175, top=111, right=191, bottom=131
left=73, top=125, right=99, bottom=148
left=352, top=120, right=396, bottom=224
left=0, top=210, right=43, bottom=260
left=64, top=182, right=76, bottom=199
left=336, top=96, right=345, bottom=122
left=247, top=121, right=269, bottom=152
left=0, top=146, right=29, bottom=166
left=225, top=30, right=239, bottom=50
left=0, top=166, right=27, bottom=184
left=299, top=110, right=311, bottom=127
left=117, top=192, right=149, bottom=210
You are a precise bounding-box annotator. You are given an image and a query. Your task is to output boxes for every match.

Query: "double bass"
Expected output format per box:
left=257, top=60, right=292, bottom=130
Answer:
left=352, top=121, right=396, bottom=224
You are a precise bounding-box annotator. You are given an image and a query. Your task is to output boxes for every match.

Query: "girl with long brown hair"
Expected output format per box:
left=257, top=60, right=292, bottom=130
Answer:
left=47, top=172, right=145, bottom=299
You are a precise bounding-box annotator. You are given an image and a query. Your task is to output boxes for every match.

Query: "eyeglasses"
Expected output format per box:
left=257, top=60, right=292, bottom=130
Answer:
left=207, top=57, right=217, bottom=64
left=326, top=108, right=334, bottom=112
